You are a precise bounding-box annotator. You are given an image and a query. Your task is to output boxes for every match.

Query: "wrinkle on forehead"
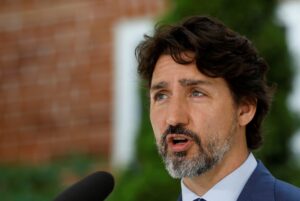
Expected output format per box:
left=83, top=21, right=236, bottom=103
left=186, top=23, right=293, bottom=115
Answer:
left=150, top=78, right=212, bottom=91
left=179, top=79, right=212, bottom=87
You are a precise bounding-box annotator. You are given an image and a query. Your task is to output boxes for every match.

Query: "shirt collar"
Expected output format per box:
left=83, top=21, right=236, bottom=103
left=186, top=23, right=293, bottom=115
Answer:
left=181, top=153, right=257, bottom=201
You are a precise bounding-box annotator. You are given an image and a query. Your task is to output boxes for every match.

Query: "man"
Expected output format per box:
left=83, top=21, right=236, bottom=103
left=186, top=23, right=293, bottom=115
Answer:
left=135, top=16, right=300, bottom=201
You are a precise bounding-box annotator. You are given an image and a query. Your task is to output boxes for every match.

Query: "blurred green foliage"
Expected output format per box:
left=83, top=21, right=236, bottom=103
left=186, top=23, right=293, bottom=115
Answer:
left=109, top=0, right=300, bottom=201
left=0, top=165, right=59, bottom=201
left=0, top=155, right=100, bottom=201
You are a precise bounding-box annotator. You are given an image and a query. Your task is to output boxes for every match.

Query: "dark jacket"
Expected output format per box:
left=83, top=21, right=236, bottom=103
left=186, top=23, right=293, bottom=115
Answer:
left=177, top=161, right=300, bottom=201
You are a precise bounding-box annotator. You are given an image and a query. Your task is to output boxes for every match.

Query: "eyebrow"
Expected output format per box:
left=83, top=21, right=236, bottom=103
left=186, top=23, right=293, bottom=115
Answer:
left=150, top=79, right=211, bottom=91
left=179, top=79, right=212, bottom=87
left=150, top=81, right=168, bottom=91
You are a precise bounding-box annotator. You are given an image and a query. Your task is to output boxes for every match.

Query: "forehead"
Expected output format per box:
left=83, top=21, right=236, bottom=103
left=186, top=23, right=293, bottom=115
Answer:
left=150, top=55, right=233, bottom=96
left=151, top=55, right=212, bottom=85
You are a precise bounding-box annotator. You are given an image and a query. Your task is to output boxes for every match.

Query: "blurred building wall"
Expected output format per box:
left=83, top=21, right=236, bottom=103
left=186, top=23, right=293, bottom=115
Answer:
left=0, top=0, right=166, bottom=164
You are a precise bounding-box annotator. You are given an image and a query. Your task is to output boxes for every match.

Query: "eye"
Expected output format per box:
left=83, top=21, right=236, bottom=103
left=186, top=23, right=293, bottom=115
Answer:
left=191, top=89, right=204, bottom=97
left=153, top=92, right=168, bottom=102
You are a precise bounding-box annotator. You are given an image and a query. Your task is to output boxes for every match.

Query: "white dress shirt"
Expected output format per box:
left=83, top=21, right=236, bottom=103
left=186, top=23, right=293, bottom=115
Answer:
left=181, top=153, right=257, bottom=201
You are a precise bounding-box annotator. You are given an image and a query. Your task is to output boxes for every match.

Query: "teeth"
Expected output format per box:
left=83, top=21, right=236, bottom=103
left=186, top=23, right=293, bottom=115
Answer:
left=173, top=137, right=187, bottom=140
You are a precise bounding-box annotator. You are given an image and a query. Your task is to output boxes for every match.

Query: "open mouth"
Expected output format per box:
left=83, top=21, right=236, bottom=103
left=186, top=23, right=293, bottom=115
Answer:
left=166, top=134, right=193, bottom=152
left=172, top=137, right=189, bottom=144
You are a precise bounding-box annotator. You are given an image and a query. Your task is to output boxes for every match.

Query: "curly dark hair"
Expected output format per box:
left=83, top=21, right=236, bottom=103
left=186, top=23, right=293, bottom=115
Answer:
left=135, top=15, right=274, bottom=150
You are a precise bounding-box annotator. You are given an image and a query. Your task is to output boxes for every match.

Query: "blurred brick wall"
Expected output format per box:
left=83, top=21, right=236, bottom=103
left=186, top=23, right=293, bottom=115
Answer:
left=0, top=0, right=166, bottom=164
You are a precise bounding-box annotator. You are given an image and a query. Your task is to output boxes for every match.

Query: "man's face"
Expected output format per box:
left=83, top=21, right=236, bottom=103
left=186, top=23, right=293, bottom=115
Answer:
left=150, top=54, right=243, bottom=178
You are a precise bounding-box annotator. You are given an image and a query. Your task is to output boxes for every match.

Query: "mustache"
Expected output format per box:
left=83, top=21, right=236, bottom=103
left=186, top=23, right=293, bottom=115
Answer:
left=161, top=124, right=201, bottom=146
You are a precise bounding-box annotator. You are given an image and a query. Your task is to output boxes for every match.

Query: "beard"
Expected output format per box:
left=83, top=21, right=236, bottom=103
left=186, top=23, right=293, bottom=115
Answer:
left=156, top=123, right=236, bottom=179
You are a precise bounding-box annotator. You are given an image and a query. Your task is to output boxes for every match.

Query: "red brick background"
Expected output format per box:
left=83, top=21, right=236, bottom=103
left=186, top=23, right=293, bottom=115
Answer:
left=0, top=0, right=166, bottom=164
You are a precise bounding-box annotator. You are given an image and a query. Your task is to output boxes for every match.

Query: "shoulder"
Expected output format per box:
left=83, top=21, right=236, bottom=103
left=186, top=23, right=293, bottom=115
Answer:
left=274, top=179, right=300, bottom=201
left=255, top=161, right=300, bottom=201
left=238, top=160, right=300, bottom=201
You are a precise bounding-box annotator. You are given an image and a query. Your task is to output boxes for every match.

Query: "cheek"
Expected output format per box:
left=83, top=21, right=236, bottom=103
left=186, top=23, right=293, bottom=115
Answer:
left=190, top=107, right=232, bottom=139
left=190, top=106, right=213, bottom=129
left=150, top=110, right=163, bottom=141
left=205, top=111, right=237, bottom=143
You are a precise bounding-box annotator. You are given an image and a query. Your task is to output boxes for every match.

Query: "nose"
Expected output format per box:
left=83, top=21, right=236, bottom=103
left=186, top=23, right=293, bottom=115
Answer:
left=166, top=97, right=189, bottom=127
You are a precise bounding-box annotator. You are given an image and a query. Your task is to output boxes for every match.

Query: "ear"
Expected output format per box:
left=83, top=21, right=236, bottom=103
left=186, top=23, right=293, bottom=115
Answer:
left=237, top=99, right=257, bottom=126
